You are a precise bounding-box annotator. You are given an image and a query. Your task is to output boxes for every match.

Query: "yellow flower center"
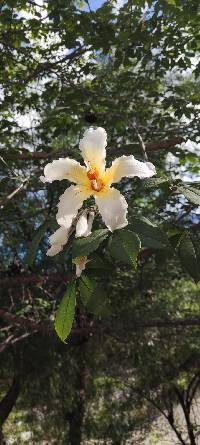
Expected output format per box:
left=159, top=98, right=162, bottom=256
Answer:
left=91, top=179, right=104, bottom=192
left=87, top=168, right=104, bottom=192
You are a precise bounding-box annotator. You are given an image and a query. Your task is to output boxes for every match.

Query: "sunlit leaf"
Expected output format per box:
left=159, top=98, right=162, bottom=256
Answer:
left=54, top=279, right=77, bottom=341
left=79, top=274, right=108, bottom=315
left=109, top=229, right=141, bottom=268
left=72, top=229, right=109, bottom=259
left=178, top=184, right=200, bottom=206
left=130, top=217, right=170, bottom=250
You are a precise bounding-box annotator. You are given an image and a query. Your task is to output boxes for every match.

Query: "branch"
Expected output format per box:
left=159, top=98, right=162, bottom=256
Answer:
left=186, top=371, right=200, bottom=408
left=0, top=272, right=71, bottom=288
left=0, top=309, right=52, bottom=334
left=133, top=124, right=148, bottom=161
left=143, top=393, right=186, bottom=445
left=24, top=46, right=87, bottom=84
left=1, top=306, right=200, bottom=355
left=146, top=137, right=184, bottom=151
left=0, top=374, right=20, bottom=426
left=0, top=251, right=157, bottom=289
left=7, top=137, right=185, bottom=161
left=0, top=332, right=33, bottom=354
left=0, top=180, right=28, bottom=210
left=1, top=309, right=200, bottom=336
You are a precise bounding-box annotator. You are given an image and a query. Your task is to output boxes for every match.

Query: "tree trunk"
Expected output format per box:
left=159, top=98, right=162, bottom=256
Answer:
left=174, top=387, right=197, bottom=445
left=68, top=403, right=85, bottom=445
left=0, top=374, right=20, bottom=444
left=67, top=340, right=88, bottom=445
left=182, top=407, right=197, bottom=445
left=0, top=429, right=6, bottom=445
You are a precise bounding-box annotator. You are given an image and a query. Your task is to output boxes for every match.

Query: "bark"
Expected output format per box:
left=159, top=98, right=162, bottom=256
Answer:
left=8, top=136, right=185, bottom=160
left=1, top=309, right=200, bottom=340
left=0, top=430, right=6, bottom=445
left=0, top=272, right=71, bottom=288
left=0, top=375, right=20, bottom=426
left=146, top=396, right=187, bottom=445
left=0, top=374, right=21, bottom=445
left=67, top=340, right=88, bottom=445
left=166, top=417, right=187, bottom=445
left=174, top=387, right=197, bottom=445
left=183, top=410, right=196, bottom=445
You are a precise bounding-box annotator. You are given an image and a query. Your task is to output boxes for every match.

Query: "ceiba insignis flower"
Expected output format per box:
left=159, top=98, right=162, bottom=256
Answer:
left=47, top=211, right=94, bottom=256
left=41, top=127, right=156, bottom=233
left=47, top=211, right=94, bottom=277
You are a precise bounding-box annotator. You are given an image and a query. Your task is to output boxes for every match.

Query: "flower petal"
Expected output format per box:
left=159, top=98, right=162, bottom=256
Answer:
left=47, top=244, right=64, bottom=256
left=57, top=185, right=91, bottom=228
left=86, top=211, right=95, bottom=235
left=79, top=127, right=107, bottom=172
left=104, top=155, right=156, bottom=185
left=40, top=158, right=88, bottom=185
left=49, top=226, right=69, bottom=245
left=46, top=244, right=63, bottom=256
left=75, top=211, right=94, bottom=238
left=95, top=187, right=128, bottom=231
left=47, top=226, right=70, bottom=256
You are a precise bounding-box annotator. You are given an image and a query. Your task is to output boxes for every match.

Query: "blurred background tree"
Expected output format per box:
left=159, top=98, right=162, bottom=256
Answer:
left=0, top=0, right=200, bottom=444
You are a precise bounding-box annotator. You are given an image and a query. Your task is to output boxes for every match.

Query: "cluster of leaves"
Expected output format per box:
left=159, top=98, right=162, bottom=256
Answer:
left=27, top=195, right=200, bottom=341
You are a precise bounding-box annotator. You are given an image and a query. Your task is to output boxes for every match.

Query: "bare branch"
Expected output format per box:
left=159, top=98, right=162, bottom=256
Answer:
left=5, top=137, right=185, bottom=162
left=133, top=124, right=148, bottom=161
left=1, top=309, right=200, bottom=339
left=24, top=46, right=87, bottom=84
left=146, top=137, right=184, bottom=151
left=0, top=272, right=71, bottom=288
left=0, top=180, right=28, bottom=210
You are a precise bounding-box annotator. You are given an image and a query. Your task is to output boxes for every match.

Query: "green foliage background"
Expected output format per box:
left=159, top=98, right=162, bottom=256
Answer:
left=0, top=0, right=200, bottom=444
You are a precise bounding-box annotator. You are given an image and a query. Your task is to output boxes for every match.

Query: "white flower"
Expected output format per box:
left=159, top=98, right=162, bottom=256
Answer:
left=42, top=127, right=156, bottom=232
left=47, top=210, right=95, bottom=257
left=47, top=226, right=70, bottom=256
left=74, top=211, right=94, bottom=277
left=74, top=211, right=94, bottom=276
left=75, top=211, right=94, bottom=238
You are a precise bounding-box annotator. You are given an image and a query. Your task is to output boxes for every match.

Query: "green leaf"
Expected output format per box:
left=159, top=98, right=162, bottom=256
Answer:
left=72, top=229, right=109, bottom=259
left=78, top=274, right=96, bottom=306
left=109, top=230, right=141, bottom=268
left=79, top=274, right=108, bottom=315
left=130, top=217, right=170, bottom=250
left=25, top=221, right=48, bottom=266
left=143, top=177, right=169, bottom=189
left=179, top=234, right=200, bottom=283
left=178, top=184, right=200, bottom=206
left=54, top=279, right=77, bottom=341
left=86, top=256, right=113, bottom=271
left=86, top=285, right=108, bottom=316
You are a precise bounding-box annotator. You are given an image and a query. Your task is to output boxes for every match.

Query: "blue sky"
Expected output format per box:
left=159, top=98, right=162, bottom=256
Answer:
left=85, top=0, right=126, bottom=11
left=85, top=0, right=105, bottom=11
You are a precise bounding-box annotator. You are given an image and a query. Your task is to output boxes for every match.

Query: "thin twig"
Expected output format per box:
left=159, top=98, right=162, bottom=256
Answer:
left=0, top=179, right=28, bottom=210
left=85, top=0, right=92, bottom=12
left=133, top=124, right=148, bottom=161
